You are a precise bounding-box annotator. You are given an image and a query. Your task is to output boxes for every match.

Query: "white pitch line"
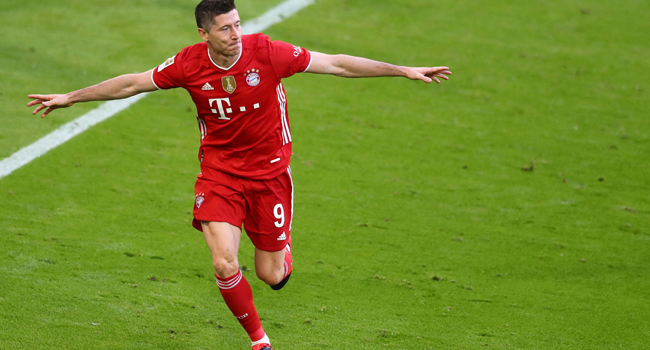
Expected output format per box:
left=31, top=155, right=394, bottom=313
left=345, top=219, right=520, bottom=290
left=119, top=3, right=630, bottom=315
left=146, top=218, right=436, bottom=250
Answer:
left=0, top=0, right=316, bottom=180
left=0, top=94, right=147, bottom=179
left=242, top=0, right=316, bottom=34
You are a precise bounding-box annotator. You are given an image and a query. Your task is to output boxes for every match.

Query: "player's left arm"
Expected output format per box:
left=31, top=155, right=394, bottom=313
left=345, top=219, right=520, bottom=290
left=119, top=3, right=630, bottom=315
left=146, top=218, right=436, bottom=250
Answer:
left=305, top=52, right=451, bottom=83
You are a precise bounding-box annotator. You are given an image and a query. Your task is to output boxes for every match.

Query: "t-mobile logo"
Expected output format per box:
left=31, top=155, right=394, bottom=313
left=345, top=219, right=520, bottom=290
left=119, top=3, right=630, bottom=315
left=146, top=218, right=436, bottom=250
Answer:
left=209, top=98, right=260, bottom=120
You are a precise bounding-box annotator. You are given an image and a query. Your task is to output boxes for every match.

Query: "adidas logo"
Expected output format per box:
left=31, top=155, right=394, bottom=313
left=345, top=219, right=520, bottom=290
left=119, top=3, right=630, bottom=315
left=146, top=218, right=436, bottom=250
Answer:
left=201, top=82, right=214, bottom=91
left=277, top=232, right=287, bottom=241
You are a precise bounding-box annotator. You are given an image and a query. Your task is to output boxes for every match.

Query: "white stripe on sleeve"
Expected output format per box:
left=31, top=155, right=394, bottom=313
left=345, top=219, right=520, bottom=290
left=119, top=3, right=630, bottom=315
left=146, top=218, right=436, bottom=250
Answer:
left=301, top=50, right=313, bottom=73
left=150, top=69, right=161, bottom=90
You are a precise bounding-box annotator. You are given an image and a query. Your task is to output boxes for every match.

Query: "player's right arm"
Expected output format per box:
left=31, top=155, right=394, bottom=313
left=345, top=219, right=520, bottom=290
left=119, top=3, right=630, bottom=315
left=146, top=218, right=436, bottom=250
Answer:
left=27, top=69, right=157, bottom=118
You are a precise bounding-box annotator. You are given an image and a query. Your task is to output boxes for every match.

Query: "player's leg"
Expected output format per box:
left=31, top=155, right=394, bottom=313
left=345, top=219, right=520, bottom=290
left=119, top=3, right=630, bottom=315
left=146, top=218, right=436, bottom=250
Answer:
left=254, top=244, right=292, bottom=289
left=193, top=169, right=271, bottom=349
left=244, top=166, right=294, bottom=290
left=202, top=221, right=242, bottom=278
left=202, top=221, right=269, bottom=346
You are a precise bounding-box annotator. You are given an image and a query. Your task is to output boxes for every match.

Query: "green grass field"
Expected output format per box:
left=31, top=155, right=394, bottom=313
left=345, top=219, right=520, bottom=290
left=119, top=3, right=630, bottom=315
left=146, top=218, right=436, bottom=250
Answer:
left=1, top=0, right=649, bottom=349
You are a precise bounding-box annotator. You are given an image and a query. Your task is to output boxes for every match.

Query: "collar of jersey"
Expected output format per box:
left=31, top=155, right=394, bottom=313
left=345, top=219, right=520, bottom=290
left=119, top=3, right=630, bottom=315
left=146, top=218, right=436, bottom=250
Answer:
left=207, top=45, right=242, bottom=71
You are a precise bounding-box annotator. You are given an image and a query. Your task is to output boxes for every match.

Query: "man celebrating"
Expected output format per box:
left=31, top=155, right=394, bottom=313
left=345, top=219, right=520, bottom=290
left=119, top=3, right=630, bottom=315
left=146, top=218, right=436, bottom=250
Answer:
left=27, top=1, right=451, bottom=349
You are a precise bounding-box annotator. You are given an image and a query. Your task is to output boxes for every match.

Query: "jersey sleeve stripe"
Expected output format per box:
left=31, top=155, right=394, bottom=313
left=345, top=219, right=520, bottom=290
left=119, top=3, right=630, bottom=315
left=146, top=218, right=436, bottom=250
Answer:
left=150, top=69, right=162, bottom=90
left=300, top=50, right=313, bottom=73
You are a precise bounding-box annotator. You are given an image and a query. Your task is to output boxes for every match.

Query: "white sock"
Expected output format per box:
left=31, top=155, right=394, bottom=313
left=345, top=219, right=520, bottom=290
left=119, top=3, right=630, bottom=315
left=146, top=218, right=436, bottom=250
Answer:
left=251, top=334, right=270, bottom=346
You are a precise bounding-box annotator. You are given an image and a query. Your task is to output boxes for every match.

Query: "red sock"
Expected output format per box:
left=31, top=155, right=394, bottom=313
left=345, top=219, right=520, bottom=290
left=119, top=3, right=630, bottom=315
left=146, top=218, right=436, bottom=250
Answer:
left=216, top=270, right=265, bottom=342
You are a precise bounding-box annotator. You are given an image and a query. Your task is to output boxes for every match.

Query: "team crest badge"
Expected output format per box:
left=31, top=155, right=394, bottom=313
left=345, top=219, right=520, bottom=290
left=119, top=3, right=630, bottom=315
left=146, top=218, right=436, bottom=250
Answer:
left=244, top=69, right=261, bottom=87
left=195, top=193, right=205, bottom=208
left=222, top=76, right=236, bottom=94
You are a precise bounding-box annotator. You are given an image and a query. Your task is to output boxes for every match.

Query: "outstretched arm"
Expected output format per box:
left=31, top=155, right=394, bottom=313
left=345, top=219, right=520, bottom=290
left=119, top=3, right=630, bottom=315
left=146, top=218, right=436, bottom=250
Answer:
left=27, top=69, right=157, bottom=118
left=306, top=52, right=451, bottom=83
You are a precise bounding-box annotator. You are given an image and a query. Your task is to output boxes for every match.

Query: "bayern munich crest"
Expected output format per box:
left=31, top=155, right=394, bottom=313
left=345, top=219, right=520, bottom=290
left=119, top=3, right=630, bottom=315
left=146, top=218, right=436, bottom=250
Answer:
left=195, top=193, right=205, bottom=208
left=244, top=69, right=261, bottom=87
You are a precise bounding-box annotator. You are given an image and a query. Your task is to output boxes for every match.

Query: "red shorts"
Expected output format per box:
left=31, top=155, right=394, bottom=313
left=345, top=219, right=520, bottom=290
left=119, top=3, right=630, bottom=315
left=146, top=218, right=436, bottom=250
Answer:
left=192, top=166, right=293, bottom=252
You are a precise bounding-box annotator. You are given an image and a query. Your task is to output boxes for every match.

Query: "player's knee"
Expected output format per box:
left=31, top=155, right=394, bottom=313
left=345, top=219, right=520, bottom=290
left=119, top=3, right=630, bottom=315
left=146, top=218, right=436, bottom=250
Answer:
left=212, top=256, right=239, bottom=277
left=256, top=268, right=282, bottom=286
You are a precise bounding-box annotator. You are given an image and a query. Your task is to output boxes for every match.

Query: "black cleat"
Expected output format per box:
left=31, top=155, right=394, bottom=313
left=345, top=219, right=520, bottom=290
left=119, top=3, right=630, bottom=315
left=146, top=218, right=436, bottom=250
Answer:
left=270, top=272, right=291, bottom=291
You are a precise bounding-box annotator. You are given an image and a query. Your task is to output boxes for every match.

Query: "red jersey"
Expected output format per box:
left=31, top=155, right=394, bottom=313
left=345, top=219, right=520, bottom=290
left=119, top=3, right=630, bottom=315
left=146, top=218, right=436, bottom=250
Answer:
left=151, top=34, right=312, bottom=180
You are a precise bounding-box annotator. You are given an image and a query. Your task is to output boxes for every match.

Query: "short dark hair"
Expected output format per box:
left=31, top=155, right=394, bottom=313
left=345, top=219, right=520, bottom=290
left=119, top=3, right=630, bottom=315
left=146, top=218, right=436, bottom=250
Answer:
left=195, top=0, right=237, bottom=31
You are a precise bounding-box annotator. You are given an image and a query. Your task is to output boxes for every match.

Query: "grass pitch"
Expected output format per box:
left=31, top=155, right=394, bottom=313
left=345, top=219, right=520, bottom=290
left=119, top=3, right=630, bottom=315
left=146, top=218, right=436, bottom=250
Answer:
left=1, top=0, right=649, bottom=349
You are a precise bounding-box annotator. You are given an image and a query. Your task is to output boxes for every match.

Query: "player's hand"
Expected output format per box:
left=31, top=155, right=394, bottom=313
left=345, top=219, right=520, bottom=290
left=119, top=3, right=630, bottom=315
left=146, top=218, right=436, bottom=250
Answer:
left=27, top=94, right=75, bottom=118
left=407, top=66, right=452, bottom=84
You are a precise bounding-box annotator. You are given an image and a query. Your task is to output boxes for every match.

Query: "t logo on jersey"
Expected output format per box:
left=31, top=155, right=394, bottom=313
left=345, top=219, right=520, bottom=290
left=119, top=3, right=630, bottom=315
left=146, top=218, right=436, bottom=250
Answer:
left=209, top=98, right=232, bottom=120
left=222, top=76, right=236, bottom=94
left=208, top=98, right=261, bottom=120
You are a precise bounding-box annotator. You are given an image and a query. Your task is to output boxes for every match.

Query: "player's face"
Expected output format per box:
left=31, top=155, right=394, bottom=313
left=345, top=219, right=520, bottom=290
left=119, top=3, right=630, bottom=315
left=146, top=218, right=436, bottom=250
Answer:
left=201, top=9, right=242, bottom=57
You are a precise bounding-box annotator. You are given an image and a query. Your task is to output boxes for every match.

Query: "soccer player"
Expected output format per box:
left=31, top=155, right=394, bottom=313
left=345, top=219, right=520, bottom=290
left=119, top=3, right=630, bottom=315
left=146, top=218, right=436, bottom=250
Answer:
left=27, top=1, right=451, bottom=349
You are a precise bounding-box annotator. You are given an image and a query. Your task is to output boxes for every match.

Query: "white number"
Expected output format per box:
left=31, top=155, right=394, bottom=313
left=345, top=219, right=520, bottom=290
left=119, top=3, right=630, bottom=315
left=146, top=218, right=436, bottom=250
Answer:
left=273, top=204, right=284, bottom=228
